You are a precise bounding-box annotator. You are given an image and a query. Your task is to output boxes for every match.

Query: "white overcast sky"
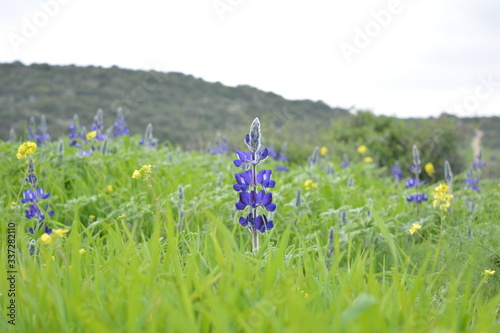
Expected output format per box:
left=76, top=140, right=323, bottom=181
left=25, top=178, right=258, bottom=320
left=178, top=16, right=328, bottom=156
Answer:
left=1, top=0, right=500, bottom=118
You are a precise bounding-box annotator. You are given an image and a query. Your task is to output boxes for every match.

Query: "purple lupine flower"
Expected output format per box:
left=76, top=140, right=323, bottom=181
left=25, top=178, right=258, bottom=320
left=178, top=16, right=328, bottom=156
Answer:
left=69, top=114, right=82, bottom=139
left=267, top=145, right=278, bottom=159
left=113, top=108, right=130, bottom=137
left=341, top=153, right=350, bottom=168
left=79, top=148, right=95, bottom=156
left=465, top=168, right=480, bottom=192
left=269, top=142, right=289, bottom=171
left=233, top=150, right=252, bottom=168
left=21, top=188, right=50, bottom=203
left=29, top=222, right=52, bottom=235
left=139, top=123, right=158, bottom=149
left=233, top=149, right=268, bottom=169
left=211, top=133, right=231, bottom=154
left=407, top=145, right=427, bottom=211
left=392, top=162, right=403, bottom=181
left=233, top=170, right=253, bottom=192
left=276, top=143, right=289, bottom=162
left=234, top=118, right=276, bottom=251
left=308, top=147, right=320, bottom=167
left=27, top=115, right=51, bottom=146
left=23, top=158, right=54, bottom=235
left=276, top=166, right=289, bottom=172
left=239, top=213, right=274, bottom=233
left=405, top=179, right=427, bottom=189
left=256, top=170, right=276, bottom=189
left=235, top=190, right=276, bottom=212
left=89, top=109, right=106, bottom=141
left=472, top=149, right=486, bottom=171
left=407, top=193, right=428, bottom=203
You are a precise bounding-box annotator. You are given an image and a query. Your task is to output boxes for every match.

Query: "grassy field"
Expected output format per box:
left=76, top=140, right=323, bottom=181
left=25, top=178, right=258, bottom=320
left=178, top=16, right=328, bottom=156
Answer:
left=1, top=135, right=499, bottom=332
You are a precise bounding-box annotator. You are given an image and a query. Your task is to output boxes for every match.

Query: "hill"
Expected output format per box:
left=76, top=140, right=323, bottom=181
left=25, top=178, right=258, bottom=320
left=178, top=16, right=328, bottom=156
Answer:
left=0, top=62, right=349, bottom=150
left=1, top=61, right=499, bottom=177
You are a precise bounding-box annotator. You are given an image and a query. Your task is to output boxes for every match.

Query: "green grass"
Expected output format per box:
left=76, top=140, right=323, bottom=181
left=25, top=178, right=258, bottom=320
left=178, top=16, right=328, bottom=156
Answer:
left=1, top=137, right=499, bottom=332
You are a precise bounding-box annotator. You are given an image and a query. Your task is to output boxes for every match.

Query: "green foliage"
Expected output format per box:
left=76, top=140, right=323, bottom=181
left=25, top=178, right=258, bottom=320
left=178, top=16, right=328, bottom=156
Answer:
left=1, top=139, right=499, bottom=332
left=326, top=111, right=468, bottom=180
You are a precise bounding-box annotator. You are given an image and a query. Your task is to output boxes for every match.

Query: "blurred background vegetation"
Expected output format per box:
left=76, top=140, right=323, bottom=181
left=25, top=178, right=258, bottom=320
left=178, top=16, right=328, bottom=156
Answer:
left=1, top=61, right=498, bottom=177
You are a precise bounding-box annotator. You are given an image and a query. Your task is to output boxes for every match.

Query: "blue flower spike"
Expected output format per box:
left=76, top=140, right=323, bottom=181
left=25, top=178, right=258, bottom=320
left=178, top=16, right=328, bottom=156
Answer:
left=233, top=118, right=276, bottom=252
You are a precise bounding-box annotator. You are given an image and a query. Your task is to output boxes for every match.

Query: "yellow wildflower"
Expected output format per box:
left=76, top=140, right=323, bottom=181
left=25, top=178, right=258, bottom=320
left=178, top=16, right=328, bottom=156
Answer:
left=86, top=131, right=97, bottom=141
left=16, top=141, right=37, bottom=159
left=357, top=145, right=367, bottom=155
left=52, top=229, right=69, bottom=237
left=117, top=214, right=126, bottom=220
left=483, top=269, right=495, bottom=276
left=79, top=249, right=86, bottom=254
left=432, top=184, right=453, bottom=212
left=89, top=215, right=96, bottom=219
left=51, top=256, right=56, bottom=261
left=425, top=163, right=435, bottom=177
left=320, top=146, right=328, bottom=156
left=300, top=290, right=310, bottom=299
left=40, top=233, right=52, bottom=245
left=304, top=179, right=318, bottom=191
left=132, top=164, right=152, bottom=179
left=409, top=223, right=422, bottom=235
left=107, top=185, right=113, bottom=192
left=364, top=156, right=373, bottom=163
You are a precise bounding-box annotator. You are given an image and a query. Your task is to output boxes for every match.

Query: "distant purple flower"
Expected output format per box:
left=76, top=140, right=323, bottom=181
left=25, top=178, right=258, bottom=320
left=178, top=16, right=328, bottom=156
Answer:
left=276, top=166, right=289, bottom=172
left=407, top=145, right=427, bottom=212
left=113, top=108, right=130, bottom=137
left=267, top=145, right=278, bottom=159
left=27, top=115, right=51, bottom=146
left=70, top=140, right=83, bottom=148
left=407, top=193, right=428, bottom=203
left=139, top=123, right=158, bottom=149
left=465, top=169, right=480, bottom=192
left=23, top=158, right=54, bottom=235
left=69, top=114, right=82, bottom=140
left=69, top=124, right=80, bottom=139
left=341, top=153, right=350, bottom=168
left=210, top=133, right=232, bottom=155
left=472, top=150, right=486, bottom=171
left=405, top=178, right=427, bottom=189
left=465, top=179, right=479, bottom=192
left=79, top=148, right=94, bottom=156
left=392, top=162, right=403, bottom=181
left=472, top=161, right=486, bottom=170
